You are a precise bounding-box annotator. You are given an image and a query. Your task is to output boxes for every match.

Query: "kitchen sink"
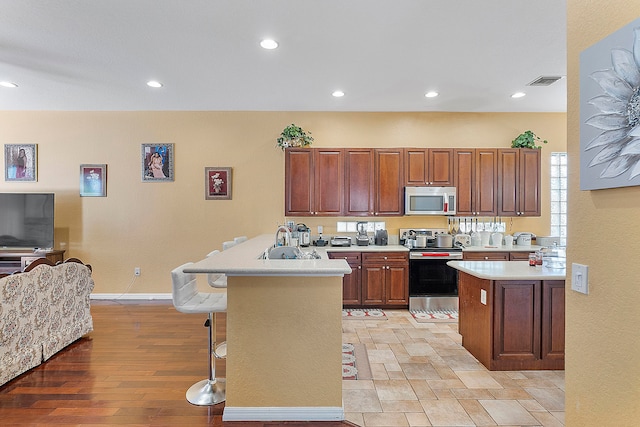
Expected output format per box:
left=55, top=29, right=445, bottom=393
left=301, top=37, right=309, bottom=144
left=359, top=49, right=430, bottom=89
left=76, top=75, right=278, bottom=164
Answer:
left=259, top=246, right=321, bottom=260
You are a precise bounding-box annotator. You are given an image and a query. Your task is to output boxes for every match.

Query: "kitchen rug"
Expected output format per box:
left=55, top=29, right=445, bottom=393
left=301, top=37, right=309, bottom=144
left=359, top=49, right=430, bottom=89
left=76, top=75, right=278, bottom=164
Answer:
left=342, top=343, right=372, bottom=380
left=342, top=308, right=387, bottom=319
left=410, top=309, right=458, bottom=323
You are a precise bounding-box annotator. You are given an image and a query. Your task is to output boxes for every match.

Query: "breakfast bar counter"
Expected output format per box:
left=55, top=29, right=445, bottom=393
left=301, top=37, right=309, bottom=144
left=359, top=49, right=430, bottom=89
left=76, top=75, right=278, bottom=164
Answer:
left=447, top=261, right=566, bottom=371
left=183, top=235, right=350, bottom=422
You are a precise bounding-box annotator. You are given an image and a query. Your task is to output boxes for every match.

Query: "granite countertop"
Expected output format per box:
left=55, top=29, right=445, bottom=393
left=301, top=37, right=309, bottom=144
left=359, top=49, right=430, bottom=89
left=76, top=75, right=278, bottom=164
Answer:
left=447, top=260, right=566, bottom=280
left=324, top=244, right=408, bottom=253
left=182, top=234, right=351, bottom=277
left=462, top=245, right=544, bottom=252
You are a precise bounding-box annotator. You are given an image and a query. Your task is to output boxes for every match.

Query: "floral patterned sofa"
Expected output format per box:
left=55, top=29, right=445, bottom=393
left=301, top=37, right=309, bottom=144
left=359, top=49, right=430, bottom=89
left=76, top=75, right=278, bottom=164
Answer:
left=0, top=258, right=94, bottom=386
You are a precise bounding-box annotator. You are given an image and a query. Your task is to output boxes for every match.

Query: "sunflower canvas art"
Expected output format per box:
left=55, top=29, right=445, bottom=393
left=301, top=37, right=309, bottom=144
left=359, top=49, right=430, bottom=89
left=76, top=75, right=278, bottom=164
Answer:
left=580, top=18, right=640, bottom=190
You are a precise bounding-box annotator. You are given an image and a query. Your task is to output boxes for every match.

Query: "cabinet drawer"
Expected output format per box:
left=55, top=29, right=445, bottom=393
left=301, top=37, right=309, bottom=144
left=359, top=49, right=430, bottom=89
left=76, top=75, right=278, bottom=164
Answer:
left=463, top=251, right=510, bottom=261
left=328, top=251, right=361, bottom=264
left=509, top=251, right=534, bottom=261
left=362, top=252, right=408, bottom=264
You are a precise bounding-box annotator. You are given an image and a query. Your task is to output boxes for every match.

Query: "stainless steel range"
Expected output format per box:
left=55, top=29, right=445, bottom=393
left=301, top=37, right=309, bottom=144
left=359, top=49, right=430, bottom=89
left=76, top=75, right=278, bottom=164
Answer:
left=400, top=228, right=462, bottom=312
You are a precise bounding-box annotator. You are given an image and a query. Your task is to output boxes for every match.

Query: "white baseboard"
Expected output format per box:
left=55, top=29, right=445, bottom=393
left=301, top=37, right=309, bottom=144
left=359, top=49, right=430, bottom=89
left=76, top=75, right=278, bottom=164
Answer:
left=222, top=406, right=344, bottom=422
left=90, top=293, right=172, bottom=300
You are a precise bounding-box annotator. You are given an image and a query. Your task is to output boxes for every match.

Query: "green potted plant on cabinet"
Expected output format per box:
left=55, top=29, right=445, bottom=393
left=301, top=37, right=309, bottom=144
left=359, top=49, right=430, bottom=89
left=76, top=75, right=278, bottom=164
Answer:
left=511, top=130, right=548, bottom=149
left=276, top=124, right=314, bottom=150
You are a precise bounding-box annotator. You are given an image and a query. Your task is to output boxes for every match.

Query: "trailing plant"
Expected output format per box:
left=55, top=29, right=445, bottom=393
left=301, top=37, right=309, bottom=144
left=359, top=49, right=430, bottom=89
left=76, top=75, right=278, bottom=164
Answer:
left=276, top=124, right=314, bottom=150
left=511, top=130, right=548, bottom=149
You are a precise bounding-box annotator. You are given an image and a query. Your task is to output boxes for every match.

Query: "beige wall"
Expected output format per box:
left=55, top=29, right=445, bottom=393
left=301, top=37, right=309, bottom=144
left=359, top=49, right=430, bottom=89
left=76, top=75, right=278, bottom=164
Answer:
left=0, top=111, right=564, bottom=294
left=567, top=2, right=640, bottom=426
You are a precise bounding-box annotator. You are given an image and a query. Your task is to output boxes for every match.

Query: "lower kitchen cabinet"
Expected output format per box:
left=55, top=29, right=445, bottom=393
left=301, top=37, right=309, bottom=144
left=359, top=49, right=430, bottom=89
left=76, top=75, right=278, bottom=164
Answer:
left=362, top=252, right=409, bottom=307
left=328, top=252, right=362, bottom=306
left=463, top=251, right=535, bottom=261
left=330, top=251, right=408, bottom=308
left=458, top=271, right=564, bottom=370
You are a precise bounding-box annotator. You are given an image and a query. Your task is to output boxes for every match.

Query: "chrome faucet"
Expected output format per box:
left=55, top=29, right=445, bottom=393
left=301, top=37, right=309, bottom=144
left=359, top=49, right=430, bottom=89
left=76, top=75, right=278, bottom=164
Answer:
left=275, top=225, right=292, bottom=247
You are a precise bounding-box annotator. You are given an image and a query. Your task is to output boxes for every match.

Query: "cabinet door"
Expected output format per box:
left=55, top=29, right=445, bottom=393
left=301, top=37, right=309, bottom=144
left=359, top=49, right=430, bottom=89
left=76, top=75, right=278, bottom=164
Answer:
left=497, top=149, right=519, bottom=216
left=361, top=263, right=385, bottom=305
left=493, top=280, right=541, bottom=362
left=329, top=252, right=362, bottom=306
left=344, top=149, right=375, bottom=216
left=314, top=149, right=344, bottom=216
left=475, top=149, right=498, bottom=216
left=519, top=149, right=541, bottom=216
left=463, top=252, right=510, bottom=261
left=285, top=149, right=314, bottom=216
left=429, top=148, right=454, bottom=186
left=405, top=149, right=429, bottom=185
left=385, top=260, right=409, bottom=305
left=454, top=149, right=475, bottom=216
left=541, top=280, right=565, bottom=361
left=375, top=149, right=404, bottom=216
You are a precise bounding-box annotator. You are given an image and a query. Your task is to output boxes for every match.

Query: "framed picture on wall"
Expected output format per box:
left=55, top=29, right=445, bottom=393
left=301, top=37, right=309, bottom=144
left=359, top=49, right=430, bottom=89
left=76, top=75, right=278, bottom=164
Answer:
left=142, top=143, right=174, bottom=181
left=4, top=144, right=37, bottom=182
left=80, top=164, right=107, bottom=197
left=205, top=167, right=232, bottom=200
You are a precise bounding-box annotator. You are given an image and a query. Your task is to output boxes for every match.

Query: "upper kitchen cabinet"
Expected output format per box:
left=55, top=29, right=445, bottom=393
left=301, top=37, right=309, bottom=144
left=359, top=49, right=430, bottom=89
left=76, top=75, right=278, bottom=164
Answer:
left=454, top=148, right=498, bottom=216
left=374, top=149, right=404, bottom=216
left=405, top=148, right=454, bottom=186
left=498, top=148, right=541, bottom=216
left=285, top=148, right=343, bottom=216
left=344, top=148, right=375, bottom=216
left=344, top=148, right=404, bottom=216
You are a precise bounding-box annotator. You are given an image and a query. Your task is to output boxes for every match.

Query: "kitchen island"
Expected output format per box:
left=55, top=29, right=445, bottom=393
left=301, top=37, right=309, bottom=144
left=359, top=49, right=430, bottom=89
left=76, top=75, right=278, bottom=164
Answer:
left=447, top=261, right=565, bottom=371
left=183, top=235, right=351, bottom=422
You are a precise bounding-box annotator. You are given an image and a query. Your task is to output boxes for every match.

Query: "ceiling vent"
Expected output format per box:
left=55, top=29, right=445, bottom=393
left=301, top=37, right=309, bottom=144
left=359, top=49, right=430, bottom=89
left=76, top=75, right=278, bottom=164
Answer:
left=527, top=76, right=563, bottom=86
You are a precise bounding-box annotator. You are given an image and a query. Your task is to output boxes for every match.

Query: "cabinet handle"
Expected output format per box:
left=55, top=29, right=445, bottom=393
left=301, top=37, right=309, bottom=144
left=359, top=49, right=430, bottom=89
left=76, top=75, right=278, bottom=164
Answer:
left=484, top=256, right=489, bottom=260
left=358, top=266, right=361, bottom=270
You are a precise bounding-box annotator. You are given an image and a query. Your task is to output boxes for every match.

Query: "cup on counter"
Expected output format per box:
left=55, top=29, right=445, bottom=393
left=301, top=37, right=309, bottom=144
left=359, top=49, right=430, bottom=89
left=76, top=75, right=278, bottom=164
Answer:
left=504, top=235, right=513, bottom=248
left=528, top=253, right=537, bottom=266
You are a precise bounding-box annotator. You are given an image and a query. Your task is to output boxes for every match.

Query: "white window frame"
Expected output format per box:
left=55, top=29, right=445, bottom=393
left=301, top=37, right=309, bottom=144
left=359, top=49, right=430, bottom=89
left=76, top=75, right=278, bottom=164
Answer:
left=550, top=152, right=567, bottom=247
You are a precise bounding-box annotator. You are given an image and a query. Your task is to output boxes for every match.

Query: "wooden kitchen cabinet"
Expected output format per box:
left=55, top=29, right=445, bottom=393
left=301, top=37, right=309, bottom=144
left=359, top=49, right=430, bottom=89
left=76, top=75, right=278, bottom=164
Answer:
left=344, top=148, right=375, bottom=216
left=458, top=272, right=564, bottom=370
left=405, top=148, right=454, bottom=186
left=374, top=149, right=404, bottom=216
left=285, top=148, right=343, bottom=216
left=454, top=148, right=498, bottom=216
left=344, top=148, right=404, bottom=216
left=509, top=251, right=534, bottom=261
left=498, top=148, right=541, bottom=216
left=361, top=252, right=409, bottom=307
left=328, top=252, right=362, bottom=306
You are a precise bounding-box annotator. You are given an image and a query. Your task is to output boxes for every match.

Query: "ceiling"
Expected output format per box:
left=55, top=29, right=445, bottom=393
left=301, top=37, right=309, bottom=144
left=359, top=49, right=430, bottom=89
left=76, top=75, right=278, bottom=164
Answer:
left=0, top=0, right=567, bottom=112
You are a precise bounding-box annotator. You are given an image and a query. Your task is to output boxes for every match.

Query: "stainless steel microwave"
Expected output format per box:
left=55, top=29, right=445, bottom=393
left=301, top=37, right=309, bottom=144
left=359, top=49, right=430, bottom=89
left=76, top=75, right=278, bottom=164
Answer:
left=404, top=186, right=456, bottom=215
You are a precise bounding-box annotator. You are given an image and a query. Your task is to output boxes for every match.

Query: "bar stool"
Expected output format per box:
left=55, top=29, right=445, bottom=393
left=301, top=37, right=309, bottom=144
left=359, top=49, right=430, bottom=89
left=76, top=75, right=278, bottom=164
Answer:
left=222, top=240, right=236, bottom=251
left=206, top=250, right=227, bottom=288
left=234, top=236, right=248, bottom=244
left=171, top=262, right=227, bottom=405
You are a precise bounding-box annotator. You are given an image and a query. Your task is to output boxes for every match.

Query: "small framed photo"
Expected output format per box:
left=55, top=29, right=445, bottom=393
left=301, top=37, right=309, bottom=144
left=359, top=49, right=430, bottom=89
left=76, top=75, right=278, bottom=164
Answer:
left=205, top=167, right=232, bottom=200
left=80, top=164, right=107, bottom=197
left=4, top=144, right=37, bottom=182
left=142, top=143, right=174, bottom=181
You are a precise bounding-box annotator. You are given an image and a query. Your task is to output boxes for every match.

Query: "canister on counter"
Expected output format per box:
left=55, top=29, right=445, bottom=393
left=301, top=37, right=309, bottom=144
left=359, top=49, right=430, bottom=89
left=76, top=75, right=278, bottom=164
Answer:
left=529, top=253, right=537, bottom=266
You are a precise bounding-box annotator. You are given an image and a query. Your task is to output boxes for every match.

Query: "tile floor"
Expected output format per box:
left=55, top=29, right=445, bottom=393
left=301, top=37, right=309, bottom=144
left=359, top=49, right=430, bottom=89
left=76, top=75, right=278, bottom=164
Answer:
left=342, top=310, right=564, bottom=427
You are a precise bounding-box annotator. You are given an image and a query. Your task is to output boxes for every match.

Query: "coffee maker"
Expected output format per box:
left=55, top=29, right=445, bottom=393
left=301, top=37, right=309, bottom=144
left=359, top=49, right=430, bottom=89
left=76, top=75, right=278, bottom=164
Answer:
left=356, top=221, right=369, bottom=246
left=375, top=229, right=388, bottom=246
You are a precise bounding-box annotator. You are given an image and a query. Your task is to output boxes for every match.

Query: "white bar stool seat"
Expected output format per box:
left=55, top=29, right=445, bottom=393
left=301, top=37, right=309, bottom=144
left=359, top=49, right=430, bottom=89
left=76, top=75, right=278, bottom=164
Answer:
left=222, top=240, right=236, bottom=251
left=171, top=262, right=227, bottom=406
left=205, top=250, right=227, bottom=288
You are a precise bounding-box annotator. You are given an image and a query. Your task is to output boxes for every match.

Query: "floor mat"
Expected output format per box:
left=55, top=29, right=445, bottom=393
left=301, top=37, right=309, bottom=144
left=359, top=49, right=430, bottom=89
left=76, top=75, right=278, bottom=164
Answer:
left=410, top=309, right=458, bottom=323
left=342, top=343, right=372, bottom=380
left=342, top=308, right=387, bottom=319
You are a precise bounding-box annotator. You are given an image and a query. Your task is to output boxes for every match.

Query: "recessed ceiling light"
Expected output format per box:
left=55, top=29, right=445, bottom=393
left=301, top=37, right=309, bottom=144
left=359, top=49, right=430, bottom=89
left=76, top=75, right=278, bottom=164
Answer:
left=0, top=82, right=18, bottom=88
left=147, top=80, right=163, bottom=88
left=260, top=39, right=278, bottom=50
left=332, top=90, right=345, bottom=97
left=425, top=91, right=439, bottom=98
left=511, top=92, right=526, bottom=98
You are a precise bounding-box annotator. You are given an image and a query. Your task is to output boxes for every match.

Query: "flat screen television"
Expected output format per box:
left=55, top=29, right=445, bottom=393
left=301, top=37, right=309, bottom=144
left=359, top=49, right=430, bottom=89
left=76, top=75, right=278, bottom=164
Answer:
left=0, top=193, right=55, bottom=250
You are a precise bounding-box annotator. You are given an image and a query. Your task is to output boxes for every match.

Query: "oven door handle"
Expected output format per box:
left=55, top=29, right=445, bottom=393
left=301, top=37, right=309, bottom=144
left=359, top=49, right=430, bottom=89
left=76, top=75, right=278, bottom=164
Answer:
left=415, top=253, right=451, bottom=257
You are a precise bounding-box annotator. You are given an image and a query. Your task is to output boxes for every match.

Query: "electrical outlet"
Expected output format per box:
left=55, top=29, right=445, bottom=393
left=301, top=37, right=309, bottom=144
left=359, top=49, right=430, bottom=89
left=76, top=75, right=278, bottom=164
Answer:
left=134, top=267, right=141, bottom=276
left=571, top=263, right=588, bottom=294
left=480, top=289, right=487, bottom=305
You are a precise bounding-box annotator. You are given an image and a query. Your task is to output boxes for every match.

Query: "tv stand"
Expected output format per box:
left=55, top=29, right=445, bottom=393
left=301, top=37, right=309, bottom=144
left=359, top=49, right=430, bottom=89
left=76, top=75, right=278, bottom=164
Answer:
left=0, top=250, right=65, bottom=274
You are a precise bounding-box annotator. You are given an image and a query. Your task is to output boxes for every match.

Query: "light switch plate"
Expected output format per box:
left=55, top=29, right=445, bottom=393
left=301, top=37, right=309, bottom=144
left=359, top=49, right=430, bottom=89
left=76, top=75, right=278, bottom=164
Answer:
left=572, top=263, right=589, bottom=294
left=480, top=289, right=487, bottom=305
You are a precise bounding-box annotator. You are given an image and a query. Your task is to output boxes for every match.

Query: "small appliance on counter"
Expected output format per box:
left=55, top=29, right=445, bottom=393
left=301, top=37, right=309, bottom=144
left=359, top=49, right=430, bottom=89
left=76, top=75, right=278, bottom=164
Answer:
left=330, top=236, right=352, bottom=247
left=296, top=223, right=311, bottom=247
left=514, top=232, right=534, bottom=247
left=375, top=229, right=388, bottom=246
left=356, top=221, right=369, bottom=246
